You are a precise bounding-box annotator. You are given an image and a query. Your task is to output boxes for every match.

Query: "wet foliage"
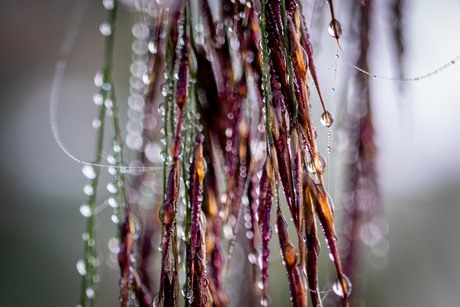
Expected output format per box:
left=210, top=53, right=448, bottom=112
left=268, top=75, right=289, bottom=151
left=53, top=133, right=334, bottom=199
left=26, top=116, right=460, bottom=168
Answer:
left=75, top=0, right=395, bottom=306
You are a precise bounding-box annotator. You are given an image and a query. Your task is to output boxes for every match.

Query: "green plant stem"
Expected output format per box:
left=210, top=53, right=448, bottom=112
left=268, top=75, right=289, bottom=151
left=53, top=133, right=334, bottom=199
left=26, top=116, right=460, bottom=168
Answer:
left=80, top=2, right=118, bottom=306
left=260, top=0, right=273, bottom=150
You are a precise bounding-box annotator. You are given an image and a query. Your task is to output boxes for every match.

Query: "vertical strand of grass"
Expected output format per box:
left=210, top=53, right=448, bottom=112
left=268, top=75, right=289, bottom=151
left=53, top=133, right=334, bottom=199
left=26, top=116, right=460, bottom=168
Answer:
left=260, top=0, right=273, bottom=149
left=279, top=0, right=298, bottom=119
left=79, top=2, right=118, bottom=307
left=163, top=29, right=173, bottom=202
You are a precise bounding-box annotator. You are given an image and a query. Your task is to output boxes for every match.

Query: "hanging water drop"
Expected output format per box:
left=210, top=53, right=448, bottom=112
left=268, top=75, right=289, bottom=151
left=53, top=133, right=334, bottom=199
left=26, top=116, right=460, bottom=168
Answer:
left=106, top=182, right=117, bottom=194
left=132, top=22, right=149, bottom=40
left=260, top=295, right=271, bottom=306
left=328, top=19, right=343, bottom=38
left=80, top=204, right=92, bottom=217
left=100, top=22, right=112, bottom=36
left=82, top=165, right=96, bottom=179
left=112, top=138, right=121, bottom=153
left=104, top=98, right=113, bottom=109
left=93, top=93, right=103, bottom=105
left=111, top=214, right=119, bottom=224
left=86, top=287, right=95, bottom=299
left=102, top=0, right=114, bottom=10
left=107, top=155, right=116, bottom=164
left=307, top=153, right=327, bottom=174
left=320, top=111, right=334, bottom=128
left=94, top=72, right=103, bottom=87
left=108, top=236, right=120, bottom=254
left=82, top=232, right=90, bottom=241
left=83, top=184, right=94, bottom=196
left=248, top=253, right=257, bottom=264
left=148, top=41, right=158, bottom=54
left=108, top=197, right=117, bottom=208
left=332, top=275, right=352, bottom=298
left=76, top=259, right=87, bottom=276
left=92, top=119, right=101, bottom=129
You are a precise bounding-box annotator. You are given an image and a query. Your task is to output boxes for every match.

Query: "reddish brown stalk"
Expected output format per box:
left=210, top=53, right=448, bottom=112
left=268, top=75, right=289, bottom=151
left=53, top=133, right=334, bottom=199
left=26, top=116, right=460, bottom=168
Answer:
left=303, top=173, right=321, bottom=306
left=308, top=177, right=350, bottom=307
left=294, top=5, right=329, bottom=115
left=187, top=140, right=207, bottom=305
left=201, top=141, right=228, bottom=306
left=258, top=158, right=274, bottom=300
left=158, top=161, right=180, bottom=306
left=118, top=215, right=135, bottom=307
left=276, top=205, right=307, bottom=307
left=339, top=1, right=378, bottom=304
left=326, top=0, right=342, bottom=48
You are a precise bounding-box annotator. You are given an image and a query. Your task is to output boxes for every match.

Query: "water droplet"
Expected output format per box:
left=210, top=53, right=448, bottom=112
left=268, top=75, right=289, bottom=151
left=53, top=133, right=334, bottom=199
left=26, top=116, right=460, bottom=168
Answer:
left=92, top=275, right=101, bottom=283
left=94, top=72, right=103, bottom=87
left=320, top=111, right=334, bottom=128
left=160, top=83, right=168, bottom=97
left=82, top=165, right=96, bottom=179
left=307, top=153, right=327, bottom=174
left=76, top=259, right=87, bottom=276
left=257, top=279, right=265, bottom=290
left=328, top=19, right=343, bottom=38
left=132, top=22, right=149, bottom=40
left=104, top=98, right=113, bottom=109
left=83, top=184, right=94, bottom=196
left=102, top=0, right=114, bottom=10
left=86, top=287, right=95, bottom=299
left=92, top=119, right=101, bottom=128
left=248, top=253, right=257, bottom=264
left=107, top=155, right=116, bottom=164
left=332, top=275, right=352, bottom=298
left=112, top=138, right=121, bottom=153
left=260, top=295, right=271, bottom=306
left=111, top=214, right=119, bottom=224
left=108, top=236, right=119, bottom=254
left=100, top=22, right=112, bottom=36
left=102, top=82, right=112, bottom=91
left=108, top=197, right=117, bottom=208
left=88, top=238, right=96, bottom=247
left=106, top=182, right=117, bottom=194
left=225, top=127, right=233, bottom=138
left=181, top=287, right=194, bottom=303
left=93, top=93, right=103, bottom=105
left=148, top=41, right=158, bottom=54
left=80, top=204, right=92, bottom=217
left=82, top=232, right=90, bottom=241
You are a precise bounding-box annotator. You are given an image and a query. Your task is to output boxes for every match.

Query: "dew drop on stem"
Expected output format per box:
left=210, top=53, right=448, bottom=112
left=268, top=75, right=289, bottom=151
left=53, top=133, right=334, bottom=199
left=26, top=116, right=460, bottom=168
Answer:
left=320, top=111, right=334, bottom=128
left=328, top=19, right=343, bottom=38
left=93, top=93, right=103, bottom=106
left=102, top=0, right=114, bottom=10
left=82, top=165, right=96, bottom=179
left=80, top=204, right=92, bottom=217
left=100, top=22, right=112, bottom=36
left=76, top=259, right=87, bottom=276
left=83, top=185, right=94, bottom=196
left=332, top=275, right=352, bottom=298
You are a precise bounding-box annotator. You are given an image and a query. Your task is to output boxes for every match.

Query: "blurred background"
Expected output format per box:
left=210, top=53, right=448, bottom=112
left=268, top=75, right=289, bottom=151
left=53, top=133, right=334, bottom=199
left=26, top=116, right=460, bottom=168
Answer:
left=1, top=0, right=460, bottom=306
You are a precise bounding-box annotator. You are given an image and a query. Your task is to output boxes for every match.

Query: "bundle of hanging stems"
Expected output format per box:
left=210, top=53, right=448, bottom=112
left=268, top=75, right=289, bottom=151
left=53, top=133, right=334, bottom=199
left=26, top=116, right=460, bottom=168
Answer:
left=78, top=0, right=358, bottom=306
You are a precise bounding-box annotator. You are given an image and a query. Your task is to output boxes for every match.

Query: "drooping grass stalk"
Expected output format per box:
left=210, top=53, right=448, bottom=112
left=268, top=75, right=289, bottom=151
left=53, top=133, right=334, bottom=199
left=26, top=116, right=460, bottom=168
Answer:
left=339, top=1, right=380, bottom=305
left=260, top=0, right=273, bottom=149
left=74, top=1, right=383, bottom=306
left=79, top=2, right=118, bottom=307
